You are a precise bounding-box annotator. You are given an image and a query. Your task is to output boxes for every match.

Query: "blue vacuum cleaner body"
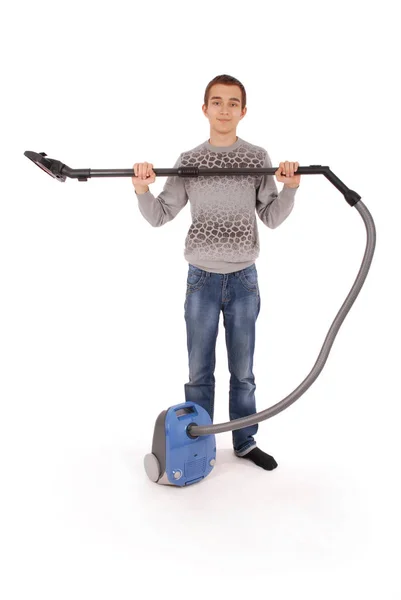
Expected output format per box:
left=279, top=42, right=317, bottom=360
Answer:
left=144, top=402, right=216, bottom=486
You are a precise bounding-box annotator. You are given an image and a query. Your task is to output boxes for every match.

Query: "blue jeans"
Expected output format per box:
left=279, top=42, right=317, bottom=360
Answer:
left=184, top=263, right=261, bottom=456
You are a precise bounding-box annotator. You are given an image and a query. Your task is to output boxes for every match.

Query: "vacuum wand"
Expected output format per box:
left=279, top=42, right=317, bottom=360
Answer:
left=24, top=150, right=360, bottom=206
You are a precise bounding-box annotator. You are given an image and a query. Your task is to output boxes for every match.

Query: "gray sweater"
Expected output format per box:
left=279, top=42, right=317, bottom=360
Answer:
left=135, top=136, right=299, bottom=273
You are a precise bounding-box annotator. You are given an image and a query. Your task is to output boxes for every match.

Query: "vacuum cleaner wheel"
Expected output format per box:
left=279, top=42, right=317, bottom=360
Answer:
left=144, top=453, right=161, bottom=482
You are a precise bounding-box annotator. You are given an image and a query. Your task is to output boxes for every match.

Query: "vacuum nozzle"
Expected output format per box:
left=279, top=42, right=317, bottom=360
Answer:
left=24, top=151, right=66, bottom=182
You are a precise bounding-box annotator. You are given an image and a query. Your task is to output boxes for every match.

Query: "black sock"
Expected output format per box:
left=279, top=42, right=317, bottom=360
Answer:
left=240, top=447, right=278, bottom=471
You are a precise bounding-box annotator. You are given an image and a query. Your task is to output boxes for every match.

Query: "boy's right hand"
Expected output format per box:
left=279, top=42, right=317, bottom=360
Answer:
left=132, top=162, right=156, bottom=187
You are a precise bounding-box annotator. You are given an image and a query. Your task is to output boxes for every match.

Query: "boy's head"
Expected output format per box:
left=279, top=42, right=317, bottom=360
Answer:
left=202, top=74, right=247, bottom=136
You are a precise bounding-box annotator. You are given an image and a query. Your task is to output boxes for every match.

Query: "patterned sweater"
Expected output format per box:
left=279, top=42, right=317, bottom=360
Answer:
left=135, top=136, right=298, bottom=273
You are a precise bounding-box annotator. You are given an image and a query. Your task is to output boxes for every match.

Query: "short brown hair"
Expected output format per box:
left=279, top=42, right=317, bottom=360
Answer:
left=204, top=74, right=246, bottom=110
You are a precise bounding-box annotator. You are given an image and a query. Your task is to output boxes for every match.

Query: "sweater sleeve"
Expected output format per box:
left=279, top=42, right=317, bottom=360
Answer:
left=256, top=151, right=298, bottom=229
left=135, top=153, right=188, bottom=227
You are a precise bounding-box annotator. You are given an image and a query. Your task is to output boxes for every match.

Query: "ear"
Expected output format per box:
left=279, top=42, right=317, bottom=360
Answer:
left=239, top=107, right=247, bottom=120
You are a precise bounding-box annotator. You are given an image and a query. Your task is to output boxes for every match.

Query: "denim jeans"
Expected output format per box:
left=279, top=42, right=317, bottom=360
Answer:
left=184, top=263, right=261, bottom=456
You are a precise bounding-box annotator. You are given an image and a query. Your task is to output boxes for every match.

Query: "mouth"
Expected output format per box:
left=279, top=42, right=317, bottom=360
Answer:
left=218, top=119, right=231, bottom=122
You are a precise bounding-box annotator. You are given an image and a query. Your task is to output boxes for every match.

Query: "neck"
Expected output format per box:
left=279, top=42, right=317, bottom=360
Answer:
left=208, top=131, right=238, bottom=147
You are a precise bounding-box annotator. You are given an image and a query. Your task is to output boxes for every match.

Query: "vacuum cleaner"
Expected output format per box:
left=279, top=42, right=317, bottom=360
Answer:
left=24, top=150, right=376, bottom=487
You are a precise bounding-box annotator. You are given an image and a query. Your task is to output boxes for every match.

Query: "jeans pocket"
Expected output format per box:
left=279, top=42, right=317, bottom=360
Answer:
left=239, top=265, right=258, bottom=292
left=186, top=265, right=207, bottom=295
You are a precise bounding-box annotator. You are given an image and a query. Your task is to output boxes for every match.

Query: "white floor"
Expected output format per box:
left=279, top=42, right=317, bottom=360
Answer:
left=2, top=368, right=399, bottom=599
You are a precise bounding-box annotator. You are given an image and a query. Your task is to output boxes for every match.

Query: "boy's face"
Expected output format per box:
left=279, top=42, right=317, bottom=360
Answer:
left=202, top=84, right=247, bottom=135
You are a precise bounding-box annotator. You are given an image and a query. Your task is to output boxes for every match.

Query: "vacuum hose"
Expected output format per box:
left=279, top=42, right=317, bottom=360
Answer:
left=188, top=200, right=376, bottom=437
left=22, top=151, right=376, bottom=438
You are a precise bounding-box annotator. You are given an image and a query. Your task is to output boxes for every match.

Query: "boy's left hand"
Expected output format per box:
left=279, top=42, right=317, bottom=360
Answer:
left=275, top=161, right=301, bottom=188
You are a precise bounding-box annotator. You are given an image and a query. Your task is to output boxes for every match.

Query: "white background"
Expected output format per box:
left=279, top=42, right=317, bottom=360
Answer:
left=1, top=0, right=400, bottom=598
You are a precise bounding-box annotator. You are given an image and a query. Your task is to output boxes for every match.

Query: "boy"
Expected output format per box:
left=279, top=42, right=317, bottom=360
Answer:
left=132, top=74, right=301, bottom=470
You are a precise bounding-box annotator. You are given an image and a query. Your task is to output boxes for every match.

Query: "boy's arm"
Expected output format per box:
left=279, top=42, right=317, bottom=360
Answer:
left=135, top=154, right=188, bottom=227
left=256, top=151, right=298, bottom=229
